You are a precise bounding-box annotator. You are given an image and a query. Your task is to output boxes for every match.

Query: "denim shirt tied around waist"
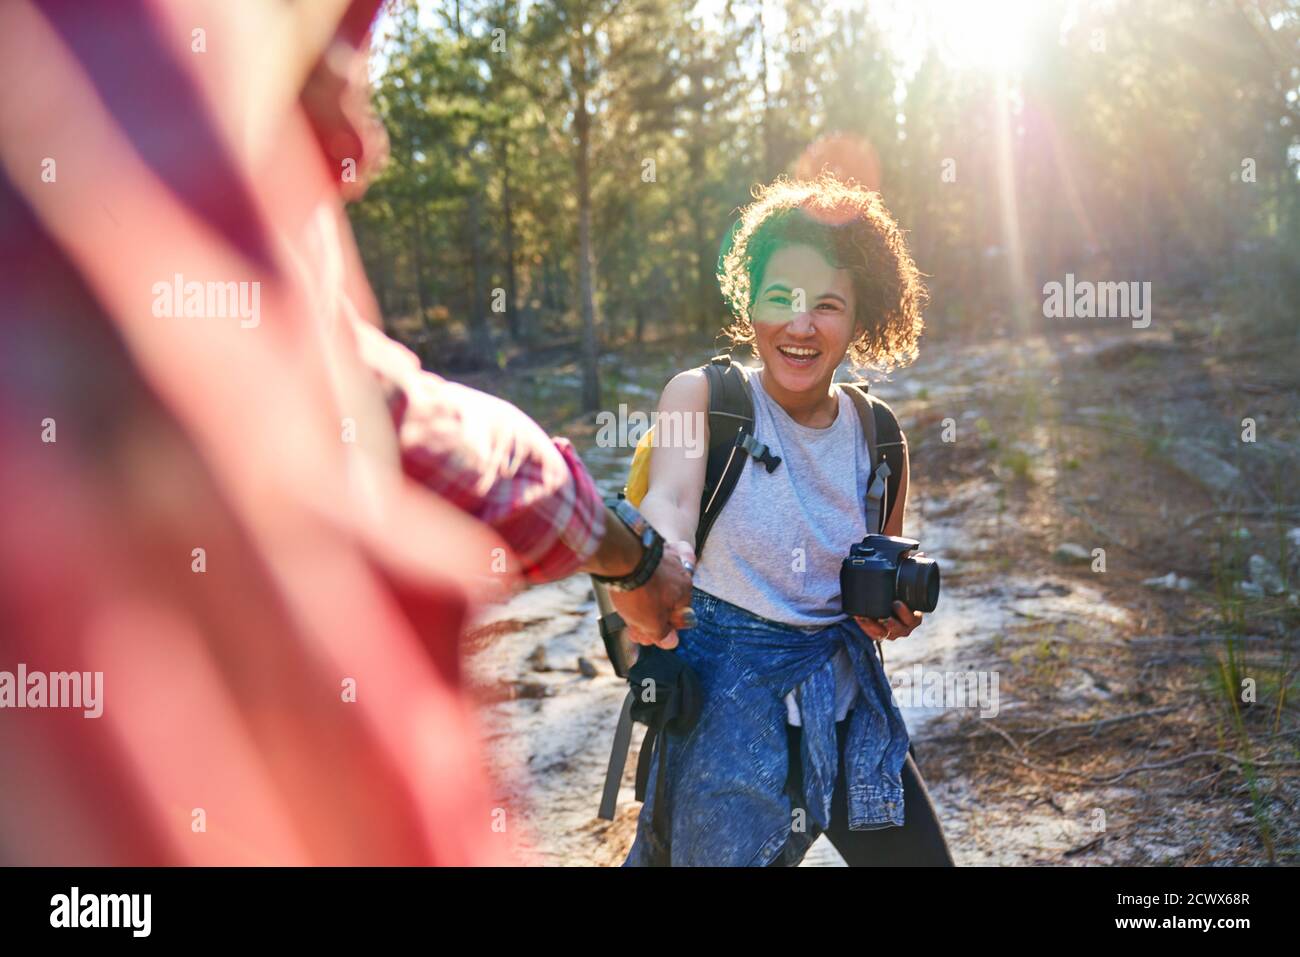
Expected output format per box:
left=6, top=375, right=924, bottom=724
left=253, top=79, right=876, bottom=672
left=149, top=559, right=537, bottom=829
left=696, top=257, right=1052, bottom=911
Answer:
left=623, top=587, right=911, bottom=867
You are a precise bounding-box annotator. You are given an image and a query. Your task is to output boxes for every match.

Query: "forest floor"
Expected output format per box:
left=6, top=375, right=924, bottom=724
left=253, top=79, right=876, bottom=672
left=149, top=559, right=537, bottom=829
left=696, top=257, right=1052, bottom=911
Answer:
left=457, top=303, right=1300, bottom=866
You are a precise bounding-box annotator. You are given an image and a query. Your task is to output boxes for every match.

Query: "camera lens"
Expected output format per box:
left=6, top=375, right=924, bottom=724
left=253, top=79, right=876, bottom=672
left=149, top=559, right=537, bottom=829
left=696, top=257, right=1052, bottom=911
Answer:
left=896, top=556, right=940, bottom=613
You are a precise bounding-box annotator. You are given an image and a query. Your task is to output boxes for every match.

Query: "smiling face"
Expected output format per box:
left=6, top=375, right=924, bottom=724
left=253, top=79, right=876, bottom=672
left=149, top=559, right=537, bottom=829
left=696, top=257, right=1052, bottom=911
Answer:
left=750, top=244, right=857, bottom=396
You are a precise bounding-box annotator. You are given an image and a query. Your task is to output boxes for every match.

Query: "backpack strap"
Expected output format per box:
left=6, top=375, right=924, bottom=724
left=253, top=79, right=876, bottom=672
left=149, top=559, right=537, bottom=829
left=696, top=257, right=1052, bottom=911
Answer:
left=842, top=382, right=905, bottom=534
left=695, top=355, right=764, bottom=558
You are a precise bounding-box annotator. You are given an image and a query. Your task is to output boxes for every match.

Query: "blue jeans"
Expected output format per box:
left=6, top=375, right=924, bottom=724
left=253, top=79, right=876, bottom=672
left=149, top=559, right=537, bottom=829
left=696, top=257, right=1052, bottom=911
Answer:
left=623, top=588, right=911, bottom=866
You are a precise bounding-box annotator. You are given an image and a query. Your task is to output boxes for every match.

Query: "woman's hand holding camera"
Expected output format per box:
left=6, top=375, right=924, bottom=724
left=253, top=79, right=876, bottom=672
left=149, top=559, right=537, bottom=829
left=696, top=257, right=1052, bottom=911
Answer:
left=855, top=601, right=924, bottom=642
left=842, top=539, right=937, bottom=641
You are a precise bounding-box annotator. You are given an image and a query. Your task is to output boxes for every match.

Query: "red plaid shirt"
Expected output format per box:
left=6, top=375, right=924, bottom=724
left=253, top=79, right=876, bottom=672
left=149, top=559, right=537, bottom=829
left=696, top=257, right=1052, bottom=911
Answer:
left=0, top=0, right=581, bottom=866
left=355, top=321, right=606, bottom=583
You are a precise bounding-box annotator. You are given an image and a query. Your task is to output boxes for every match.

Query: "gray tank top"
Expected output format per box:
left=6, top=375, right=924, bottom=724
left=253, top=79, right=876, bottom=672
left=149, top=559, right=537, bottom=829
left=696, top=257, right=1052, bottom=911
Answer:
left=692, top=364, right=873, bottom=724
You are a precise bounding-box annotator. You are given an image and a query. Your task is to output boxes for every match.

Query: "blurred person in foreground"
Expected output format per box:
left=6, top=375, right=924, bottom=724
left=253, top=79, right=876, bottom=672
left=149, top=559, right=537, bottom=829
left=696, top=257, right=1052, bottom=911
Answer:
left=0, top=0, right=687, bottom=865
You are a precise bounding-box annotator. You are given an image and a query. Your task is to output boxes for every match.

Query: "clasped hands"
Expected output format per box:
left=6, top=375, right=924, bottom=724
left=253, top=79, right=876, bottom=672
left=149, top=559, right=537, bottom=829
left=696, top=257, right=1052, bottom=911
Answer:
left=609, top=540, right=697, bottom=649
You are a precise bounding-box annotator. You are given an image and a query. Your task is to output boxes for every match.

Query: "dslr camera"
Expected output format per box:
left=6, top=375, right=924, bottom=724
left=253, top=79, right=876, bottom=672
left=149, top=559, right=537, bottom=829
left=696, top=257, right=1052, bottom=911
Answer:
left=841, top=534, right=940, bottom=621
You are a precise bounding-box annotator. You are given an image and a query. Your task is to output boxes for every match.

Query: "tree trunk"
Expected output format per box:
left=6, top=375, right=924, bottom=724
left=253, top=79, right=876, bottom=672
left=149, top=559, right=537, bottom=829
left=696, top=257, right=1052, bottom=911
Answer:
left=467, top=178, right=493, bottom=366
left=691, top=143, right=712, bottom=333
left=758, top=0, right=775, bottom=181
left=411, top=201, right=429, bottom=325
left=501, top=140, right=521, bottom=342
left=573, top=50, right=601, bottom=412
left=456, top=10, right=491, bottom=367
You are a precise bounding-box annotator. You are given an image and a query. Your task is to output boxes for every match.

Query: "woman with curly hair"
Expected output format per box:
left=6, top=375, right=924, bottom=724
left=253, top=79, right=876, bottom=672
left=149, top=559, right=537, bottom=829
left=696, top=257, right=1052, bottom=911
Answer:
left=621, top=172, right=954, bottom=866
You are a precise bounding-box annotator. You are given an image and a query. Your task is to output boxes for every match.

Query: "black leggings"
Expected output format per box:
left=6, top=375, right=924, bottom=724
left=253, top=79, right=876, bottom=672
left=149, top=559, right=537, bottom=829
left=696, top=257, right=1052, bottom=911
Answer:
left=773, top=712, right=955, bottom=866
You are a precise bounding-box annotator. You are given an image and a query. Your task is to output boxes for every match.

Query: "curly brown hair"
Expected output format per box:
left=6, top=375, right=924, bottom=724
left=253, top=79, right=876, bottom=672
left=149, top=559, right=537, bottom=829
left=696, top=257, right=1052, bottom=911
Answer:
left=717, top=172, right=927, bottom=373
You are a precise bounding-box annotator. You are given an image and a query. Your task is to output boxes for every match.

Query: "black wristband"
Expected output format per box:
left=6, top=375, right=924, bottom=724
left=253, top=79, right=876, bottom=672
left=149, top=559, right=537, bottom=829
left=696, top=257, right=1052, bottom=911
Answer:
left=591, top=498, right=665, bottom=591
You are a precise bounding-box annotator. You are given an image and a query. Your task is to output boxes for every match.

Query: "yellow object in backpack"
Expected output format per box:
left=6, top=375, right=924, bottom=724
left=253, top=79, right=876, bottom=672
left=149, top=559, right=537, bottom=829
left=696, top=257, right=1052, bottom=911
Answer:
left=624, top=425, right=655, bottom=507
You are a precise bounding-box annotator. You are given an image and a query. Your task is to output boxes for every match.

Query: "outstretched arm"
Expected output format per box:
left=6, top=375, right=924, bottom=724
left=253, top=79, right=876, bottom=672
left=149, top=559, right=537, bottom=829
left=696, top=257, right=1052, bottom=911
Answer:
left=355, top=320, right=692, bottom=640
left=636, top=369, right=710, bottom=555
left=355, top=319, right=606, bottom=582
left=610, top=369, right=711, bottom=648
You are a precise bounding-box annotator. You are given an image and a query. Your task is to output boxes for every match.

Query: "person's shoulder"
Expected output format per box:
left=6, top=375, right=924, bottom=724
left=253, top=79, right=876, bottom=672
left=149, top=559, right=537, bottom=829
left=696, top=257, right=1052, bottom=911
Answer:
left=659, top=366, right=710, bottom=412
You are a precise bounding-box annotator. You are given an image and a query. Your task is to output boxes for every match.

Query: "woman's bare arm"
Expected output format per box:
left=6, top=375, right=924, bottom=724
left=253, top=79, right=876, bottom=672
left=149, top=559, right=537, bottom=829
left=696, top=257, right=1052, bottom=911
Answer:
left=606, top=369, right=710, bottom=648
left=637, top=369, right=710, bottom=560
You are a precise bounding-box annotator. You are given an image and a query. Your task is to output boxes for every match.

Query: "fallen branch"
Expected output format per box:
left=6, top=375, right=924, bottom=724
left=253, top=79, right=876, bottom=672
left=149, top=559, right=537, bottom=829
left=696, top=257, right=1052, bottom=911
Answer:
left=925, top=705, right=1182, bottom=746
left=1024, top=705, right=1183, bottom=747
left=1125, top=633, right=1278, bottom=645
left=1182, top=506, right=1300, bottom=530
left=1060, top=501, right=1138, bottom=553
left=1062, top=834, right=1109, bottom=858
left=992, top=749, right=1300, bottom=786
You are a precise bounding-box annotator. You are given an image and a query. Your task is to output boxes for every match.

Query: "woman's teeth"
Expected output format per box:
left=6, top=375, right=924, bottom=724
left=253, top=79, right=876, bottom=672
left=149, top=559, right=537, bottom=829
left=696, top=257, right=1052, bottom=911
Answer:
left=778, top=346, right=819, bottom=363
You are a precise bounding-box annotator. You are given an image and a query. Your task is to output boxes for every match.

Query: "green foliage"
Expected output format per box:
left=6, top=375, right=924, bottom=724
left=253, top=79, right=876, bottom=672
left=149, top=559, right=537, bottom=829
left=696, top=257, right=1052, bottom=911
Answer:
left=350, top=0, right=1300, bottom=377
